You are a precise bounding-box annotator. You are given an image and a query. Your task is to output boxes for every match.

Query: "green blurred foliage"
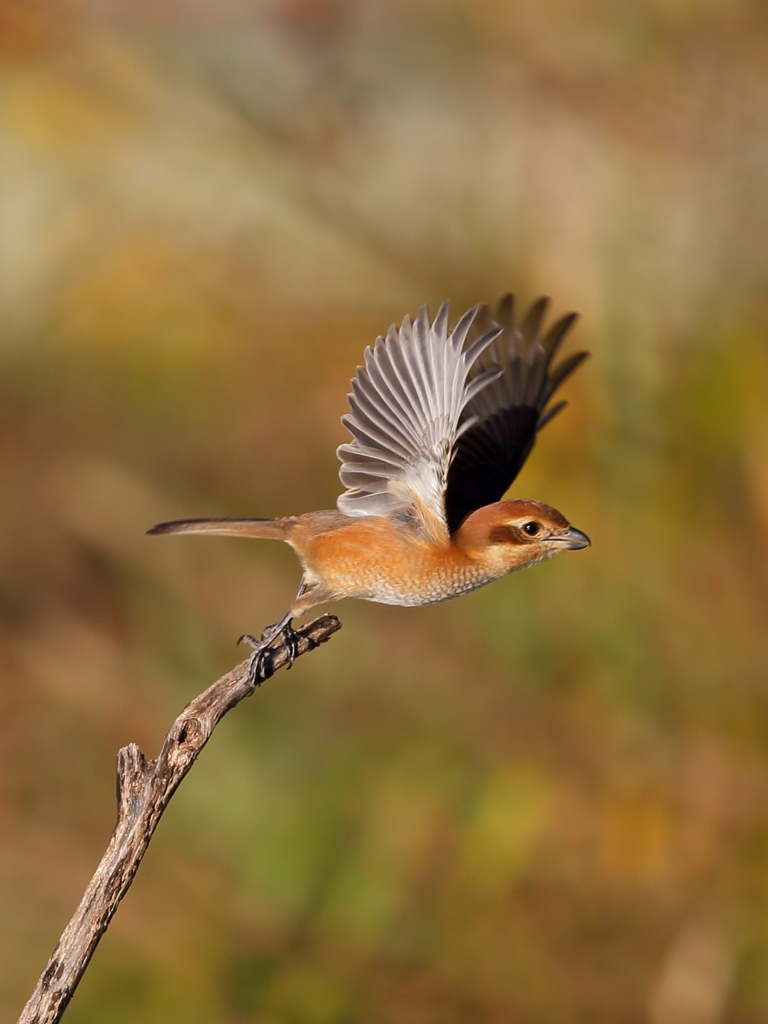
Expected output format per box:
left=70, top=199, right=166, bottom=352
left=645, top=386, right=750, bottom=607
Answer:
left=2, top=0, right=768, bottom=1021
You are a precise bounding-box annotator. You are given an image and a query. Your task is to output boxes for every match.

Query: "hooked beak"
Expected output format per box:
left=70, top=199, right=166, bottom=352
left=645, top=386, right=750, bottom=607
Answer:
left=551, top=525, right=591, bottom=550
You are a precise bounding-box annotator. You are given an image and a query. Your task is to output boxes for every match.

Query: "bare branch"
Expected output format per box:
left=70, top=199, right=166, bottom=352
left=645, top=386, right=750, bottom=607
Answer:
left=17, top=614, right=342, bottom=1024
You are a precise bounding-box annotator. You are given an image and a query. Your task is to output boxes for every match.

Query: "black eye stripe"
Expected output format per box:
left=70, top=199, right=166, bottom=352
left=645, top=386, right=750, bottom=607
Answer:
left=488, top=522, right=543, bottom=545
left=488, top=524, right=522, bottom=545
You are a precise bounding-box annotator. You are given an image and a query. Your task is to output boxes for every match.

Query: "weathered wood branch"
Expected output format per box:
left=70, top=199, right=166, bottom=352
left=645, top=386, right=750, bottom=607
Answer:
left=17, top=614, right=342, bottom=1024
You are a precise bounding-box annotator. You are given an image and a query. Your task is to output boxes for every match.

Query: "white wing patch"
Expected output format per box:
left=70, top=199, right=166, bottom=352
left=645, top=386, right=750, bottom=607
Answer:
left=336, top=303, right=502, bottom=546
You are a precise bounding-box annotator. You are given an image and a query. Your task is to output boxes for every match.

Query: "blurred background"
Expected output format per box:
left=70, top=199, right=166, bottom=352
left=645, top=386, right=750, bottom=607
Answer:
left=2, top=1, right=768, bottom=1021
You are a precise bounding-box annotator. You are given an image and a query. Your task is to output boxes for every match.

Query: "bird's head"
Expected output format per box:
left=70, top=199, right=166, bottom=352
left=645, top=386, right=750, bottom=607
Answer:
left=454, top=498, right=590, bottom=574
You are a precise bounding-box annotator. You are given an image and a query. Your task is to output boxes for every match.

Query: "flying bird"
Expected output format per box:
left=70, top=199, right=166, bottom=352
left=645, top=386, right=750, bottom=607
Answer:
left=149, top=294, right=590, bottom=664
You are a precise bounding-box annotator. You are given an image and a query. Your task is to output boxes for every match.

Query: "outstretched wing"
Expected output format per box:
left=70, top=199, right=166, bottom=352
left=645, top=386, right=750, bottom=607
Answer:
left=337, top=303, right=503, bottom=546
left=444, top=294, right=589, bottom=534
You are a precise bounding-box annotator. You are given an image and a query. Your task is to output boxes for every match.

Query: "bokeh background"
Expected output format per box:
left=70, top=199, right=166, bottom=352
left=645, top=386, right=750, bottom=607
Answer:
left=2, top=1, right=768, bottom=1021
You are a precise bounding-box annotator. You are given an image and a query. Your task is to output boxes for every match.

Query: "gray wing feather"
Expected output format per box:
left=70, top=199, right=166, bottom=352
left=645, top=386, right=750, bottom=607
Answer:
left=337, top=302, right=502, bottom=541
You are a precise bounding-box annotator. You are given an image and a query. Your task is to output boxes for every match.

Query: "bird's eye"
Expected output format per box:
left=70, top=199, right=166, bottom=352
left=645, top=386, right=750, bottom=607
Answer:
left=522, top=521, right=540, bottom=536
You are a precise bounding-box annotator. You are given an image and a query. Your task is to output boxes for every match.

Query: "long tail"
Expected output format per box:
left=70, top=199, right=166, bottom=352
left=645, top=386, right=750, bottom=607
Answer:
left=147, top=517, right=289, bottom=540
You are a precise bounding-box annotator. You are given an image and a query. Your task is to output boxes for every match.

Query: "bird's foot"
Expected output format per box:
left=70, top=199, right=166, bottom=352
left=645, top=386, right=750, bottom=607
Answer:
left=238, top=619, right=303, bottom=687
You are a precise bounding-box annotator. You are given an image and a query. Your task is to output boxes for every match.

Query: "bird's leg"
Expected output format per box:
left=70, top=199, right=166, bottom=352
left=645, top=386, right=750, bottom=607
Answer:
left=238, top=579, right=310, bottom=685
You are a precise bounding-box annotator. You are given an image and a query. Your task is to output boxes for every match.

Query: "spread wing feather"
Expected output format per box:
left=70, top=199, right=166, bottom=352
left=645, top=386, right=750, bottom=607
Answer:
left=445, top=294, right=589, bottom=533
left=337, top=303, right=502, bottom=545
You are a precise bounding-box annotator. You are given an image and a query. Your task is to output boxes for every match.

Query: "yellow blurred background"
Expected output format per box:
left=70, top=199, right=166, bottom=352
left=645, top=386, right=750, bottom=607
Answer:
left=2, top=1, right=768, bottom=1021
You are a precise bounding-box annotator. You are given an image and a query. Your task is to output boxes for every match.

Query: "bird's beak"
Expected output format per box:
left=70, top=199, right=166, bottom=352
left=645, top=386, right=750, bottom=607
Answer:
left=551, top=526, right=591, bottom=550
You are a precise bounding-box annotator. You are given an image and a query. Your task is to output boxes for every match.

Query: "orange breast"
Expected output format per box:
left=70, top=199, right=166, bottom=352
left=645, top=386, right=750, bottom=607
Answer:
left=291, top=517, right=498, bottom=607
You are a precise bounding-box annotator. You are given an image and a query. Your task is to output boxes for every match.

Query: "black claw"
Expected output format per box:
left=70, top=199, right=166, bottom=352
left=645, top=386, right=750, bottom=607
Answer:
left=239, top=618, right=300, bottom=679
left=246, top=649, right=266, bottom=689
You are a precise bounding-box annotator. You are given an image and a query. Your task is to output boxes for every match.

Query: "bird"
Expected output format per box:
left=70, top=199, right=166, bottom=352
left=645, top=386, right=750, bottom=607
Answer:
left=148, top=293, right=590, bottom=671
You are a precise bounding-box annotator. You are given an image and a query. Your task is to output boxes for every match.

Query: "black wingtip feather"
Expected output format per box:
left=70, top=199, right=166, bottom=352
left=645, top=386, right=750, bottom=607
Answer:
left=546, top=350, right=589, bottom=393
left=536, top=399, right=568, bottom=431
left=542, top=312, right=579, bottom=358
left=520, top=295, right=550, bottom=340
left=445, top=295, right=588, bottom=534
left=495, top=292, right=515, bottom=327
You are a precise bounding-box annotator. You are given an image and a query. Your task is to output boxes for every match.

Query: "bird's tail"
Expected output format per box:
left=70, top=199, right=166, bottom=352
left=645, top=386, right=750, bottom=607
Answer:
left=147, top=517, right=289, bottom=540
